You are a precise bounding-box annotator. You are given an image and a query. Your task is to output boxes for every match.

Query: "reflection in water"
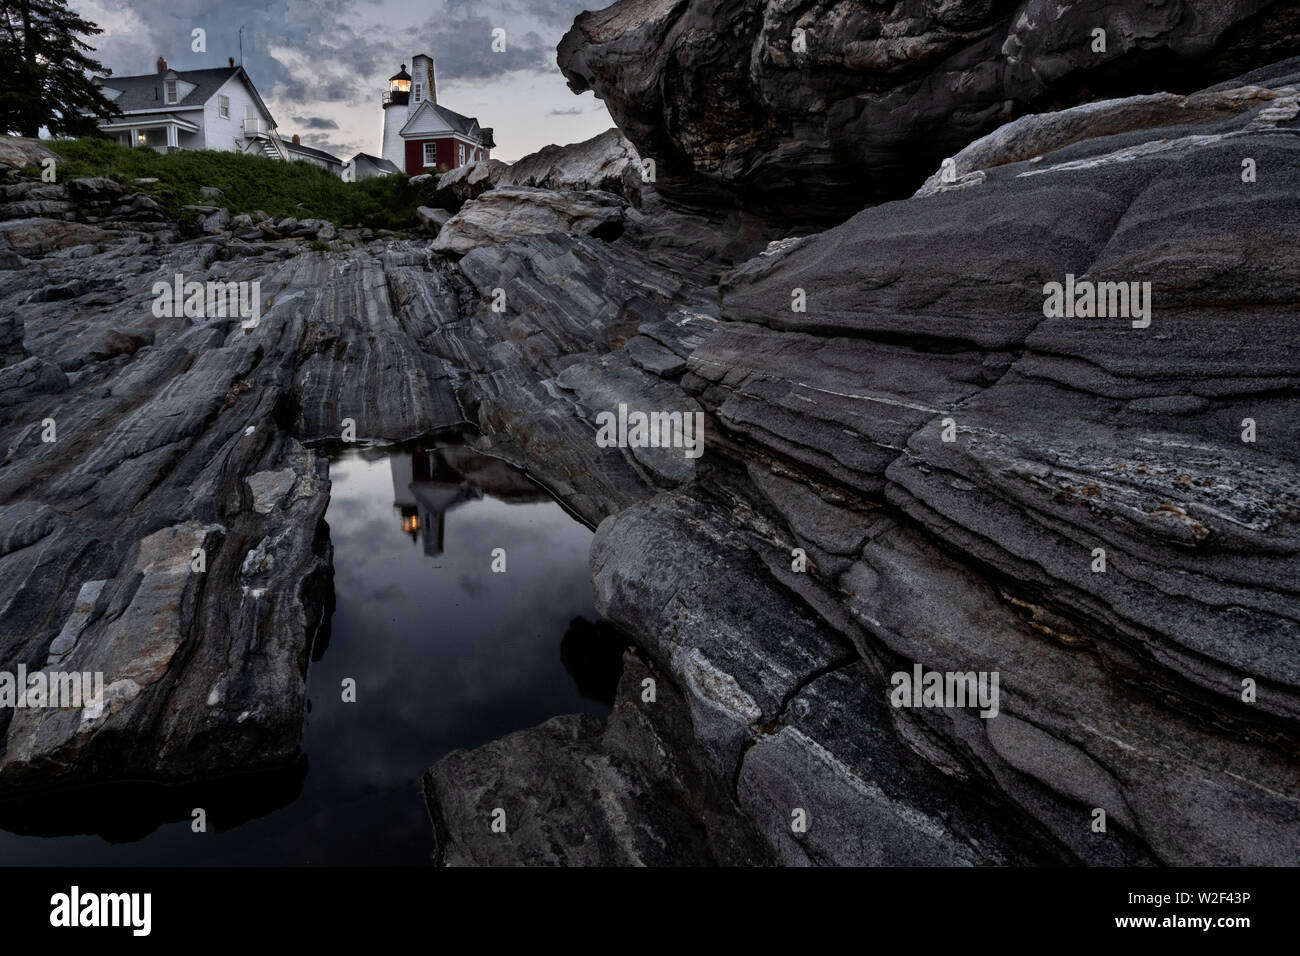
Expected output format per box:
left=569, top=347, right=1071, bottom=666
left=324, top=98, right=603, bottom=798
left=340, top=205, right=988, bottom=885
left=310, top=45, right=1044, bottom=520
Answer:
left=0, top=433, right=619, bottom=865
left=0, top=760, right=307, bottom=844
left=389, top=445, right=553, bottom=556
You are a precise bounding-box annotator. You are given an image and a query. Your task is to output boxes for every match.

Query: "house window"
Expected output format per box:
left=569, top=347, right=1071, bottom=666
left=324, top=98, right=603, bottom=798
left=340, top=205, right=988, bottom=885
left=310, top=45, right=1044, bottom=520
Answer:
left=413, top=83, right=421, bottom=102
left=423, top=142, right=437, bottom=167
left=458, top=144, right=465, bottom=165
left=165, top=80, right=177, bottom=104
left=219, top=95, right=230, bottom=118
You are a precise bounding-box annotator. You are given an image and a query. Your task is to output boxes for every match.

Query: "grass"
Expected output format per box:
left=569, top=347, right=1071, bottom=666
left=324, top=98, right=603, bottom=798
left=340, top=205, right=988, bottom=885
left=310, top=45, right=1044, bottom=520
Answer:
left=26, top=136, right=449, bottom=230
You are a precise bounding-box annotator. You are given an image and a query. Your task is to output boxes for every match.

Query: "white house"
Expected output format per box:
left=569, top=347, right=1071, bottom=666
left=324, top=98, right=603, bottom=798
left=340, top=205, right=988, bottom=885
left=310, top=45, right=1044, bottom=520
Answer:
left=94, top=57, right=290, bottom=161
left=344, top=152, right=402, bottom=181
left=285, top=136, right=344, bottom=175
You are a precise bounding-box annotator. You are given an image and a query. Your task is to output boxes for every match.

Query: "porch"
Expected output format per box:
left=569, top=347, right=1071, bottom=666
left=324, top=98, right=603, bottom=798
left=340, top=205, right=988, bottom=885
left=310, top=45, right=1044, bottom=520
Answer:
left=99, top=114, right=200, bottom=152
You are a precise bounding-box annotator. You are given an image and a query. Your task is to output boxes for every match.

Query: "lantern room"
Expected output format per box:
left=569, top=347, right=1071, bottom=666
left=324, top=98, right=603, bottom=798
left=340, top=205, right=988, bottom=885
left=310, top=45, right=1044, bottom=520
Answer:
left=384, top=65, right=411, bottom=107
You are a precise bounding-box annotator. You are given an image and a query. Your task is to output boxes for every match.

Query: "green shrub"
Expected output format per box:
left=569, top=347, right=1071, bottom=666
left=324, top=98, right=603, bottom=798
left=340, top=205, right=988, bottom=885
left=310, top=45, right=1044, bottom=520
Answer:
left=34, top=136, right=445, bottom=230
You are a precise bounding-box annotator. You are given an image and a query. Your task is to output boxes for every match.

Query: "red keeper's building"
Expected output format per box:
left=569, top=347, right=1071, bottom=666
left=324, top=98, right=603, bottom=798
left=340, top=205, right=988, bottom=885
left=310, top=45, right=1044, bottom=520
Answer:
left=379, top=53, right=494, bottom=175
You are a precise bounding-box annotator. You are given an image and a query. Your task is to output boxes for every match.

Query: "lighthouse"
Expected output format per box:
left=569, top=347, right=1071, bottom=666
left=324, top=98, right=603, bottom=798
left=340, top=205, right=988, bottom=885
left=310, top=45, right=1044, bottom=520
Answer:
left=378, top=53, right=493, bottom=175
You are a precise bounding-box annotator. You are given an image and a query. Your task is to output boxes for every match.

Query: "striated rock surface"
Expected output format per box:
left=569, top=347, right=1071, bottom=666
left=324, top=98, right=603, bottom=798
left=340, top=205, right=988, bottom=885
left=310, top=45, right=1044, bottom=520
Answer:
left=0, top=132, right=724, bottom=791
left=494, top=128, right=643, bottom=201
left=558, top=0, right=1300, bottom=221
left=423, top=61, right=1300, bottom=865
left=0, top=216, right=341, bottom=786
left=434, top=129, right=641, bottom=213
left=431, top=186, right=628, bottom=255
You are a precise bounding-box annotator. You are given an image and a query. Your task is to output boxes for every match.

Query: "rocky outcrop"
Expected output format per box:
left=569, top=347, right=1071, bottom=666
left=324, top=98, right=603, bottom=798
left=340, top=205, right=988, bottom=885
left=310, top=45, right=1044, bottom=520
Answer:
left=0, top=134, right=708, bottom=791
left=431, top=186, right=628, bottom=255
left=558, top=0, right=1300, bottom=222
left=424, top=650, right=773, bottom=865
left=0, top=173, right=467, bottom=788
left=433, top=159, right=508, bottom=210
left=0, top=224, right=340, bottom=786
left=613, top=61, right=1298, bottom=864
left=416, top=205, right=451, bottom=233
left=433, top=129, right=642, bottom=213
left=2, top=52, right=1298, bottom=868
left=494, top=128, right=643, bottom=201
left=425, top=60, right=1300, bottom=865
left=0, top=138, right=58, bottom=172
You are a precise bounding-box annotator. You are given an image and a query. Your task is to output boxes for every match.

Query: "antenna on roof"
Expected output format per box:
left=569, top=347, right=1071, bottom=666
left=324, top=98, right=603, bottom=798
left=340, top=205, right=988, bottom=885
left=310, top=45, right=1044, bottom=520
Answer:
left=239, top=26, right=244, bottom=66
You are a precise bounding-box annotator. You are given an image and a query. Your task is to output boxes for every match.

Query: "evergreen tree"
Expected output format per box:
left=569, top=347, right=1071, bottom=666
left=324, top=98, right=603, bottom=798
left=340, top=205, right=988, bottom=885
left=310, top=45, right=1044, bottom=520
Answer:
left=0, top=0, right=121, bottom=137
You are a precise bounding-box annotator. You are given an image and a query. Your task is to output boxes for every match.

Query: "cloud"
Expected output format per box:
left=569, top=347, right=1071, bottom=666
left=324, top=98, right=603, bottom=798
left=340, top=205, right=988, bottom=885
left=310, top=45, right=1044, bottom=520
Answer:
left=412, top=15, right=552, bottom=81
left=298, top=136, right=353, bottom=157
left=549, top=107, right=582, bottom=116
left=291, top=116, right=340, bottom=130
left=82, top=0, right=573, bottom=91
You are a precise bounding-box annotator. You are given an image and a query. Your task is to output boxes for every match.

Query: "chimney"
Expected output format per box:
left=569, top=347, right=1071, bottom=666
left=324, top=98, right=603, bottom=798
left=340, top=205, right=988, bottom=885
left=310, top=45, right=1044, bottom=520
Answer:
left=156, top=56, right=167, bottom=74
left=228, top=57, right=235, bottom=68
left=292, top=134, right=300, bottom=145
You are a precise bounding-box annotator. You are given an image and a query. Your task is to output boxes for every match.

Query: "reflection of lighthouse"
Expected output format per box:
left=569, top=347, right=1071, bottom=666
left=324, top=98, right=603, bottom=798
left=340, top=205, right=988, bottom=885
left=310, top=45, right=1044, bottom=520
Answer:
left=390, top=448, right=481, bottom=556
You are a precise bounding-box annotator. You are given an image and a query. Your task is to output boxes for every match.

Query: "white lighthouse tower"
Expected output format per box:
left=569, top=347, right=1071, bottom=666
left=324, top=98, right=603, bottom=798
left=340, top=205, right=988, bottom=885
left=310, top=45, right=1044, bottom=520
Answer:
left=381, top=54, right=437, bottom=169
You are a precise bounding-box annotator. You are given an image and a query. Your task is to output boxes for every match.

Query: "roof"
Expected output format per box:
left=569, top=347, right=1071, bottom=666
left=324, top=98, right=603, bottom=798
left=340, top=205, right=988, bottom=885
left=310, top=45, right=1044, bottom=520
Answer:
left=97, top=67, right=236, bottom=112
left=98, top=112, right=200, bottom=132
left=398, top=100, right=490, bottom=143
left=390, top=65, right=412, bottom=82
left=286, top=141, right=343, bottom=165
left=95, top=67, right=275, bottom=126
left=349, top=153, right=402, bottom=174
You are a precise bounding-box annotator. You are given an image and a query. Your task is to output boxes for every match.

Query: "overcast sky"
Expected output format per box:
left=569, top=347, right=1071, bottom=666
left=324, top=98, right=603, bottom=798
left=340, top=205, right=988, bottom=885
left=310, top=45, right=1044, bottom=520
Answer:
left=70, top=0, right=615, bottom=162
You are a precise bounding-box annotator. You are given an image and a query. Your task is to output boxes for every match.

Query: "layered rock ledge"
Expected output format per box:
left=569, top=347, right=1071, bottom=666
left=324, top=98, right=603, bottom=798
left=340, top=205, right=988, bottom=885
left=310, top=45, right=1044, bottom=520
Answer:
left=426, top=60, right=1300, bottom=865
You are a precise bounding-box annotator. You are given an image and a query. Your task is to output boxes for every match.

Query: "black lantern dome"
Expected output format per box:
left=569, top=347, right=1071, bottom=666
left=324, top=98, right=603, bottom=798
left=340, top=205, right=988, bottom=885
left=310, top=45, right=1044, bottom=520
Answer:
left=384, top=64, right=411, bottom=107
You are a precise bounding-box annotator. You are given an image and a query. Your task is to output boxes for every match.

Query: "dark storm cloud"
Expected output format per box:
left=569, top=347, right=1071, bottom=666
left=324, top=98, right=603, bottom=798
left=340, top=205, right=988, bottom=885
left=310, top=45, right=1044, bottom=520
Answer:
left=445, top=0, right=597, bottom=30
left=85, top=0, right=399, bottom=102
left=298, top=135, right=352, bottom=156
left=410, top=14, right=551, bottom=80
left=292, top=116, right=340, bottom=129
left=85, top=0, right=584, bottom=101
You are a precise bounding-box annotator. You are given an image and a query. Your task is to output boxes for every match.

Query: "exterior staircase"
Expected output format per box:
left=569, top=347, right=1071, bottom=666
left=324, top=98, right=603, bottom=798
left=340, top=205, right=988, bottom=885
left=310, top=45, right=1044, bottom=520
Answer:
left=243, top=118, right=289, bottom=162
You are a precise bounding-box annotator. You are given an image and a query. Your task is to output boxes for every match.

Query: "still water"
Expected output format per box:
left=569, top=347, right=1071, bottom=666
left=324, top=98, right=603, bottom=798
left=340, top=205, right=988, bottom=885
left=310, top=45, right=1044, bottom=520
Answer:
left=0, top=435, right=624, bottom=864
